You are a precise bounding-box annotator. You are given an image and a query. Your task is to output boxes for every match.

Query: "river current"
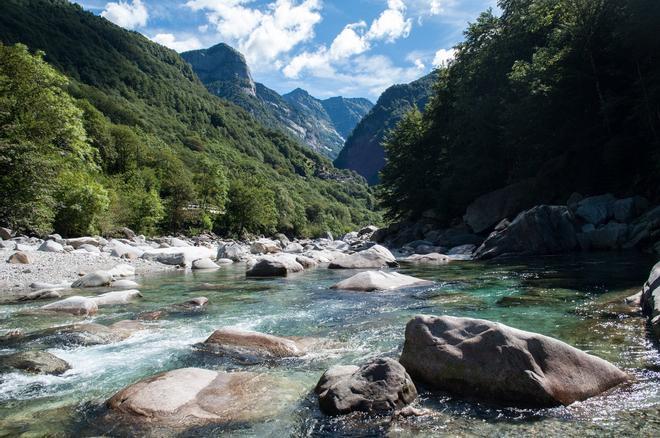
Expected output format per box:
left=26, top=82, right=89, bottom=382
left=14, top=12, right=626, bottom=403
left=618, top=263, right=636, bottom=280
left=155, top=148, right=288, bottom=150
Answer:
left=1, top=253, right=659, bottom=436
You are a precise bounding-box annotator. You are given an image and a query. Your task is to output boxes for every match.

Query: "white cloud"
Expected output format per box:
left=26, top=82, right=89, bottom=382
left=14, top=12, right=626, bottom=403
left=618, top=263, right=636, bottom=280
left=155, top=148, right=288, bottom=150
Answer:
left=366, top=0, right=412, bottom=42
left=329, top=22, right=369, bottom=59
left=186, top=0, right=322, bottom=67
left=101, top=0, right=148, bottom=29
left=432, top=48, right=456, bottom=67
left=152, top=33, right=203, bottom=52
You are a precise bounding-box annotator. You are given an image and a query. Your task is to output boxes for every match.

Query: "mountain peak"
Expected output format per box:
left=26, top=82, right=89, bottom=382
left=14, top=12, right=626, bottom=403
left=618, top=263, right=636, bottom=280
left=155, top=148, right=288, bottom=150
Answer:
left=181, top=43, right=256, bottom=96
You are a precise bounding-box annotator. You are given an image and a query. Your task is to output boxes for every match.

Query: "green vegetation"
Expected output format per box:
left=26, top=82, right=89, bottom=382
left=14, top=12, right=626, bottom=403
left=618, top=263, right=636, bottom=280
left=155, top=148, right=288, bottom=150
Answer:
left=0, top=0, right=380, bottom=237
left=380, top=0, right=660, bottom=223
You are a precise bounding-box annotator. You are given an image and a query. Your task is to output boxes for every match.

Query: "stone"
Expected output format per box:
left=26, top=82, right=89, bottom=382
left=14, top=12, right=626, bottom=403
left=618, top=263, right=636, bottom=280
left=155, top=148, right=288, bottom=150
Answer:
left=200, top=328, right=304, bottom=359
left=41, top=296, right=98, bottom=316
left=328, top=245, right=398, bottom=269
left=624, top=291, right=642, bottom=306
left=0, top=227, right=12, bottom=240
left=612, top=196, right=649, bottom=223
left=7, top=251, right=31, bottom=264
left=6, top=321, right=142, bottom=348
left=641, top=261, right=660, bottom=318
left=315, top=358, right=417, bottom=415
left=283, top=242, right=304, bottom=253
left=250, top=239, right=281, bottom=254
left=137, top=297, right=208, bottom=320
left=65, top=237, right=100, bottom=249
left=358, top=225, right=378, bottom=237
left=217, top=242, right=247, bottom=261
left=447, top=244, right=476, bottom=256
left=91, top=290, right=142, bottom=306
left=71, top=270, right=112, bottom=288
left=464, top=179, right=537, bottom=233
left=1, top=351, right=70, bottom=375
left=107, top=264, right=136, bottom=278
left=624, top=206, right=660, bottom=249
left=79, top=244, right=101, bottom=254
left=331, top=271, right=432, bottom=292
left=399, top=315, right=628, bottom=407
left=295, top=255, right=318, bottom=269
left=474, top=205, right=578, bottom=259
left=246, top=255, right=304, bottom=277
left=273, top=233, right=290, bottom=247
left=38, top=240, right=64, bottom=253
left=192, top=257, right=220, bottom=270
left=111, top=279, right=139, bottom=288
left=577, top=222, right=628, bottom=250
left=574, top=194, right=616, bottom=225
left=108, top=240, right=143, bottom=259
left=169, top=237, right=191, bottom=247
left=402, top=253, right=451, bottom=264
left=17, top=289, right=62, bottom=301
left=105, top=368, right=298, bottom=430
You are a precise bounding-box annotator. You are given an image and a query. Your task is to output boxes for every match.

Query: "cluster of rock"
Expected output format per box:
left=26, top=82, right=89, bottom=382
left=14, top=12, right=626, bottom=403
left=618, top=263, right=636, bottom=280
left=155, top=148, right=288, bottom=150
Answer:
left=640, top=261, right=660, bottom=338
left=372, top=191, right=660, bottom=260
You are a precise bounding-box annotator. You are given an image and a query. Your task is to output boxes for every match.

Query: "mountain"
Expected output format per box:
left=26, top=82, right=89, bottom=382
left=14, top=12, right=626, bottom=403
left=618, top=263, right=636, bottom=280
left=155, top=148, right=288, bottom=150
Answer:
left=334, top=73, right=436, bottom=185
left=182, top=44, right=372, bottom=159
left=0, top=0, right=380, bottom=237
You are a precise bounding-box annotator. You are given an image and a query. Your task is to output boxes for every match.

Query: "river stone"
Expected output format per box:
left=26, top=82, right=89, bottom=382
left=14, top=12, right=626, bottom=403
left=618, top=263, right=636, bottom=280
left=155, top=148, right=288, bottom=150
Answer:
left=474, top=205, right=578, bottom=259
left=283, top=242, right=304, bottom=253
left=641, top=261, right=660, bottom=318
left=246, top=255, right=304, bottom=277
left=358, top=225, right=379, bottom=237
left=402, top=253, right=451, bottom=264
left=250, top=239, right=280, bottom=254
left=574, top=194, right=616, bottom=225
left=107, top=264, right=136, bottom=278
left=0, top=227, right=12, bottom=240
left=65, top=237, right=100, bottom=249
left=41, top=296, right=98, bottom=316
left=331, top=271, right=432, bottom=292
left=464, top=179, right=537, bottom=233
left=71, top=270, right=112, bottom=288
left=1, top=351, right=70, bottom=375
left=192, top=257, right=220, bottom=270
left=105, top=368, right=298, bottom=430
left=315, top=358, right=417, bottom=416
left=200, top=328, right=304, bottom=359
left=91, top=290, right=142, bottom=306
left=7, top=251, right=31, bottom=264
left=137, top=297, right=208, bottom=320
left=328, top=245, right=398, bottom=269
left=217, top=242, right=247, bottom=261
left=17, top=289, right=62, bottom=301
left=399, top=315, right=628, bottom=407
left=111, top=279, right=139, bottom=289
left=38, top=240, right=64, bottom=253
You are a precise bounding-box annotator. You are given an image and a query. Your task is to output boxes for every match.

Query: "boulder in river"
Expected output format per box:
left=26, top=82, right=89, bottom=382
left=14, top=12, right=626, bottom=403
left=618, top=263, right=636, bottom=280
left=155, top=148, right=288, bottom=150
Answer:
left=17, top=289, right=62, bottom=302
left=199, top=328, right=304, bottom=360
left=7, top=251, right=31, bottom=264
left=474, top=205, right=578, bottom=259
left=328, top=245, right=398, bottom=269
left=192, top=257, right=220, bottom=270
left=399, top=315, right=628, bottom=407
left=573, top=194, right=616, bottom=225
left=111, top=279, right=139, bottom=289
left=217, top=242, right=247, bottom=261
left=1, top=351, right=70, bottom=375
left=331, top=271, right=432, bottom=292
left=91, top=290, right=142, bottom=307
left=41, top=296, right=98, bottom=316
left=137, top=297, right=208, bottom=320
left=71, top=270, right=113, bottom=288
left=105, top=368, right=299, bottom=430
left=250, top=239, right=281, bottom=254
left=402, top=253, right=451, bottom=264
left=246, top=255, right=304, bottom=277
left=315, top=358, right=417, bottom=416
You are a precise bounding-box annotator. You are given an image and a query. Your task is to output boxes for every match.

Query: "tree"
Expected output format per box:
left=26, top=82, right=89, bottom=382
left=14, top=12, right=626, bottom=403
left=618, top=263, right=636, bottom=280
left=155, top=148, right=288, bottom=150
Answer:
left=222, top=177, right=277, bottom=236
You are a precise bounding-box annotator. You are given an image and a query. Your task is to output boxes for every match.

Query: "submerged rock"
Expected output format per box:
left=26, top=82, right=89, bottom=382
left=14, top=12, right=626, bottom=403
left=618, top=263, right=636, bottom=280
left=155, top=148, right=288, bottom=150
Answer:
left=4, top=321, right=144, bottom=348
left=328, top=245, right=398, bottom=269
left=111, top=279, right=139, bottom=289
left=41, top=296, right=98, bottom=316
left=1, top=351, right=70, bottom=375
left=137, top=297, right=208, bottom=320
left=17, top=289, right=62, bottom=302
left=105, top=368, right=298, bottom=430
left=199, top=328, right=303, bottom=360
left=399, top=315, right=628, bottom=407
left=331, top=271, right=432, bottom=292
left=315, top=358, right=417, bottom=416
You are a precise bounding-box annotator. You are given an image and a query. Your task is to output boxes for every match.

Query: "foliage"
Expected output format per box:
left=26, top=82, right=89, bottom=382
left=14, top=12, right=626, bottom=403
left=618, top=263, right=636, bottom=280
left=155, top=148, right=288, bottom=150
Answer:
left=53, top=171, right=109, bottom=236
left=221, top=177, right=277, bottom=236
left=380, top=0, right=660, bottom=224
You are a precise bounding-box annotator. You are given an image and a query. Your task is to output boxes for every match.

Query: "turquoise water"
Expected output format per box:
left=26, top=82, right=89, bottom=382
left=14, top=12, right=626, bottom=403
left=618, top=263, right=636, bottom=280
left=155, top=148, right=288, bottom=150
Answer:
left=1, top=253, right=659, bottom=436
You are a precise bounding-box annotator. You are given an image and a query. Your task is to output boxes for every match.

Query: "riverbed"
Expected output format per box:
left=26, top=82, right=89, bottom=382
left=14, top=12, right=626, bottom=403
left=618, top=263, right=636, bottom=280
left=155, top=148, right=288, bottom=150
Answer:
left=1, top=252, right=658, bottom=436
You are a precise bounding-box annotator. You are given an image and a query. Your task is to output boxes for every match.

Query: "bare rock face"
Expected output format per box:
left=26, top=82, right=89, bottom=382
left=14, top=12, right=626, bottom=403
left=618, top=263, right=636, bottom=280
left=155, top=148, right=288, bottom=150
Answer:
left=328, top=245, right=398, bottom=269
left=399, top=315, right=628, bottom=407
left=105, top=368, right=299, bottom=431
left=331, top=271, right=432, bottom=292
left=315, top=358, right=417, bottom=415
left=199, top=328, right=304, bottom=360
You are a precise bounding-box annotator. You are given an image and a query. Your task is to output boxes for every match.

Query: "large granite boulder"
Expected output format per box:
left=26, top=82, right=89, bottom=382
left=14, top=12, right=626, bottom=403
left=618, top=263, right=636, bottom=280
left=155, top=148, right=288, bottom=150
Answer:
left=577, top=222, right=629, bottom=250
left=105, top=368, right=298, bottom=430
left=315, top=358, right=417, bottom=415
left=1, top=321, right=144, bottom=348
left=17, top=289, right=62, bottom=302
left=199, top=328, right=304, bottom=360
left=246, top=254, right=304, bottom=277
left=191, top=258, right=220, bottom=270
left=331, top=271, right=432, bottom=292
left=217, top=242, right=248, bottom=261
left=71, top=271, right=113, bottom=288
left=41, top=296, right=98, bottom=316
left=474, top=205, right=578, bottom=259
left=1, top=351, right=70, bottom=375
left=7, top=251, right=31, bottom=264
left=38, top=240, right=64, bottom=253
left=250, top=239, right=281, bottom=254
left=328, top=245, right=398, bottom=269
left=91, top=290, right=142, bottom=307
left=464, top=179, right=537, bottom=233
left=573, top=194, right=616, bottom=225
left=399, top=315, right=628, bottom=407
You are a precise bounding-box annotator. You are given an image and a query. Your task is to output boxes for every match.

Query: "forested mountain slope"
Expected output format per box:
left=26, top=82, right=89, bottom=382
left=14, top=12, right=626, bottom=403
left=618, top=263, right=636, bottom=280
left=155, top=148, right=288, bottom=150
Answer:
left=182, top=44, right=372, bottom=159
left=380, top=0, right=660, bottom=223
left=0, top=0, right=380, bottom=237
left=334, top=73, right=436, bottom=184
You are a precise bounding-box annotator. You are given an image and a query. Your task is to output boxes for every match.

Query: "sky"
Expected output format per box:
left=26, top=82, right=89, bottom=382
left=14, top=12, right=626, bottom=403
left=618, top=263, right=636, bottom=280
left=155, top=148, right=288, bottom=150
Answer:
left=74, top=0, right=498, bottom=100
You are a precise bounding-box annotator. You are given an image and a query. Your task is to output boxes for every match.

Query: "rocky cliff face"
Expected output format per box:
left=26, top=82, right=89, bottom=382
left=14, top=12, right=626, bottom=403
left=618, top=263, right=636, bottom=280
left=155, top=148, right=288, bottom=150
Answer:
left=182, top=44, right=372, bottom=159
left=334, top=72, right=436, bottom=184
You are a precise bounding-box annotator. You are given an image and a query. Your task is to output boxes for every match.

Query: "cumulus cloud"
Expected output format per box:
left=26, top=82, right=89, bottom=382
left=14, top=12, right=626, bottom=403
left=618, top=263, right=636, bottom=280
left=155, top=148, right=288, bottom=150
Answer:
left=186, top=0, right=322, bottom=67
left=432, top=47, right=456, bottom=67
left=366, top=0, right=412, bottom=42
left=101, top=0, right=148, bottom=29
left=151, top=33, right=203, bottom=52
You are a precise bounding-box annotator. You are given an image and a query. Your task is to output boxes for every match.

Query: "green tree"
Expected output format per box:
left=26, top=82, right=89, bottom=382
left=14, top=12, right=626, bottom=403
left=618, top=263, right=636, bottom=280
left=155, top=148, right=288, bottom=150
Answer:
left=53, top=171, right=109, bottom=236
left=222, top=177, right=277, bottom=236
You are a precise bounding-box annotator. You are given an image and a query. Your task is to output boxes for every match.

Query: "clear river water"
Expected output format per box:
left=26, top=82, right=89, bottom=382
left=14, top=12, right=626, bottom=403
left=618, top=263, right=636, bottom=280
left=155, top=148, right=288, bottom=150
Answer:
left=1, top=252, right=659, bottom=437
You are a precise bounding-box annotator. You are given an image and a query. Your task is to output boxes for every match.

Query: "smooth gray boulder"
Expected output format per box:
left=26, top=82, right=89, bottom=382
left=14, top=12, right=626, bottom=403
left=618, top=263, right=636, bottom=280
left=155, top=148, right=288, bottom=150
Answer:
left=577, top=222, right=628, bottom=250
left=250, top=239, right=280, bottom=254
left=192, top=258, right=220, bottom=270
left=41, top=296, right=98, bottom=316
left=66, top=237, right=100, bottom=249
left=328, top=245, right=398, bottom=269
left=574, top=194, right=616, bottom=225
left=7, top=251, right=31, bottom=264
left=17, top=289, right=62, bottom=301
left=283, top=242, right=304, bottom=253
left=217, top=242, right=247, bottom=261
left=474, top=205, right=578, bottom=259
left=402, top=253, right=451, bottom=264
left=71, top=270, right=113, bottom=288
left=315, top=358, right=417, bottom=415
left=199, top=328, right=304, bottom=359
left=38, top=240, right=64, bottom=253
left=399, top=315, right=628, bottom=407
left=1, top=351, right=70, bottom=375
left=91, top=290, right=142, bottom=306
left=246, top=255, right=304, bottom=277
left=111, top=279, right=139, bottom=289
left=331, top=271, right=432, bottom=292
left=612, top=196, right=648, bottom=223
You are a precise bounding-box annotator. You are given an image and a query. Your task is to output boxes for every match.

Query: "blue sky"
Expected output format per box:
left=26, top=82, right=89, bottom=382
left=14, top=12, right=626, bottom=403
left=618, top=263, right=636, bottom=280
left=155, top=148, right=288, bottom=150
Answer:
left=75, top=0, right=497, bottom=100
